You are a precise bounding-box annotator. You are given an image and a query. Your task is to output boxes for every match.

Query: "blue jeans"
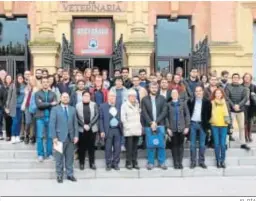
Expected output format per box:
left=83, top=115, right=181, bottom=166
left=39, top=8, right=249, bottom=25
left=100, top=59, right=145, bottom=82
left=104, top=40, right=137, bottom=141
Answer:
left=36, top=117, right=52, bottom=157
left=211, top=126, right=228, bottom=163
left=190, top=122, right=207, bottom=164
left=11, top=107, right=22, bottom=137
left=145, top=127, right=166, bottom=165
left=0, top=108, right=3, bottom=137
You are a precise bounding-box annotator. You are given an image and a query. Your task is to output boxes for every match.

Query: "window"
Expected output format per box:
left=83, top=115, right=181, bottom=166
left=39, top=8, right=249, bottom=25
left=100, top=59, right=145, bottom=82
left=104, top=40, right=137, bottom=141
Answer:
left=0, top=17, right=29, bottom=46
left=156, top=18, right=191, bottom=57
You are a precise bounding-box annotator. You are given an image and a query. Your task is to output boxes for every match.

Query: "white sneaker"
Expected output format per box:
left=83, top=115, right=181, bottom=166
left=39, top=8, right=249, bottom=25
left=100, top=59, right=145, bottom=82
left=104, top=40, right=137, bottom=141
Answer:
left=38, top=156, right=44, bottom=163
left=15, top=136, right=21, bottom=143
left=10, top=137, right=16, bottom=144
left=121, top=145, right=126, bottom=152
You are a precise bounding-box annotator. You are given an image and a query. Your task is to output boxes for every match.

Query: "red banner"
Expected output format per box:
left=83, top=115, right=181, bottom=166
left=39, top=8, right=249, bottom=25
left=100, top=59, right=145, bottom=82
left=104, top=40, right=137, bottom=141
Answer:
left=73, top=19, right=113, bottom=56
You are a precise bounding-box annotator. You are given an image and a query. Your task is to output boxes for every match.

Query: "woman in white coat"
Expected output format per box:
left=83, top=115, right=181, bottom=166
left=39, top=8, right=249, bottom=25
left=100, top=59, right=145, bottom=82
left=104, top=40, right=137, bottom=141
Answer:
left=121, top=89, right=142, bottom=170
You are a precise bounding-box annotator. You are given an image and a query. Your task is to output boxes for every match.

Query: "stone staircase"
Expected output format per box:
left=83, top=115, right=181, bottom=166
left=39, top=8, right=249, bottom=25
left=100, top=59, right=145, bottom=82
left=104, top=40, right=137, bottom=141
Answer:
left=0, top=134, right=256, bottom=180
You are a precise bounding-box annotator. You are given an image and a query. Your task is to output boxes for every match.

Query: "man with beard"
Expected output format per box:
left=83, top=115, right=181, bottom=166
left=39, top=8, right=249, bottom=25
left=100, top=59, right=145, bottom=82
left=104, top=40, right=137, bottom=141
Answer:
left=139, top=69, right=150, bottom=89
left=57, top=69, right=72, bottom=95
left=35, top=69, right=43, bottom=89
left=121, top=67, right=133, bottom=89
left=184, top=67, right=202, bottom=100
left=220, top=71, right=229, bottom=89
left=57, top=68, right=63, bottom=82
left=42, top=69, right=49, bottom=78
left=92, top=66, right=100, bottom=77
left=141, top=82, right=168, bottom=170
left=158, top=78, right=171, bottom=101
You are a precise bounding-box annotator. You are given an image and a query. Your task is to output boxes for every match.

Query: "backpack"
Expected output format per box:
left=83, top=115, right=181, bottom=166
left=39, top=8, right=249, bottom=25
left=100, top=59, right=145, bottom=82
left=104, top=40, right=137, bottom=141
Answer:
left=29, top=92, right=37, bottom=114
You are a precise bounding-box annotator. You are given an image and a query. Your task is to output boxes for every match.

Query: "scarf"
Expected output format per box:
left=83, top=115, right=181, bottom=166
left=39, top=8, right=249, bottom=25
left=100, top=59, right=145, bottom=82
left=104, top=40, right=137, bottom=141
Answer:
left=210, top=99, right=229, bottom=124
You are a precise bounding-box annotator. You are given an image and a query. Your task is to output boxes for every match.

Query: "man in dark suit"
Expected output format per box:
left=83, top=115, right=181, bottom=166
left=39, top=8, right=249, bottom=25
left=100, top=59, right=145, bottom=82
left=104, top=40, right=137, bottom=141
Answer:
left=158, top=78, right=171, bottom=102
left=50, top=92, right=79, bottom=183
left=188, top=86, right=212, bottom=169
left=141, top=82, right=168, bottom=170
left=100, top=91, right=122, bottom=171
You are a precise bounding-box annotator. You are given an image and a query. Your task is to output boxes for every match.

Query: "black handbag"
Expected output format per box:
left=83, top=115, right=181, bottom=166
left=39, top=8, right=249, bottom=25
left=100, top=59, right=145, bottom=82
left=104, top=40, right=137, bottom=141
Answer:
left=249, top=85, right=256, bottom=106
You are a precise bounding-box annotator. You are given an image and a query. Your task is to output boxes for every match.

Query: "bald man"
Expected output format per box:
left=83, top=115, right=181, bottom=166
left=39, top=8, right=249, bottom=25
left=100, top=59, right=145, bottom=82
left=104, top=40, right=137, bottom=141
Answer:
left=100, top=91, right=122, bottom=171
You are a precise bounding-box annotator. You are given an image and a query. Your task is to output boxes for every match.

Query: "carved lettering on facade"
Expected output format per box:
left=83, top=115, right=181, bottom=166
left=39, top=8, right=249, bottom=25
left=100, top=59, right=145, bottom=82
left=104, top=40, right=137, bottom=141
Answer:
left=60, top=1, right=123, bottom=13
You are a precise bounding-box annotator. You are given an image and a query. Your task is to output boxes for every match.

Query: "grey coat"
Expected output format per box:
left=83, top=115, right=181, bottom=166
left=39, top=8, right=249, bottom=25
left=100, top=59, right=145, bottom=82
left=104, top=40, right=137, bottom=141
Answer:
left=5, top=83, right=17, bottom=117
left=225, top=84, right=248, bottom=112
left=49, top=105, right=79, bottom=142
left=166, top=101, right=190, bottom=133
left=76, top=101, right=99, bottom=133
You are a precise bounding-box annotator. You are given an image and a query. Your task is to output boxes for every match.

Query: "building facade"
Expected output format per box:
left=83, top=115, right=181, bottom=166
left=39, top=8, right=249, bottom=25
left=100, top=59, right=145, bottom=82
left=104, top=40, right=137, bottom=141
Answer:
left=0, top=1, right=255, bottom=77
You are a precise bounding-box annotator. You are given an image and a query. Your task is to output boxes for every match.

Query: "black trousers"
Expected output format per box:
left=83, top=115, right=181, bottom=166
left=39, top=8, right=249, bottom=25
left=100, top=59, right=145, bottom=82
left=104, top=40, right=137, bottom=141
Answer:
left=78, top=130, right=96, bottom=166
left=171, top=133, right=184, bottom=166
left=5, top=114, right=12, bottom=139
left=125, top=136, right=139, bottom=165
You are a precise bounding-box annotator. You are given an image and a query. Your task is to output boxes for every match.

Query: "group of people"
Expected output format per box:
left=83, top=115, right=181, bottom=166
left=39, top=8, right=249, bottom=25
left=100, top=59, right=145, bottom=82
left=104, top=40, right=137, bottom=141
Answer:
left=0, top=66, right=255, bottom=183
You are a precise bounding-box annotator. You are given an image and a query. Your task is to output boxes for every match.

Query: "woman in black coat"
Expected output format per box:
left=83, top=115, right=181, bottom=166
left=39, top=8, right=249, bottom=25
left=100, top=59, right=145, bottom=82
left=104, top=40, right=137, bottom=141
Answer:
left=166, top=89, right=190, bottom=169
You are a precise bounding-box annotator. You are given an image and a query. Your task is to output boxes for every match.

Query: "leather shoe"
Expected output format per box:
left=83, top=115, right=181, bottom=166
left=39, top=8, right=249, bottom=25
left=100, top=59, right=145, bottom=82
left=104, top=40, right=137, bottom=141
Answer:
left=90, top=164, right=97, bottom=170
left=220, top=162, right=226, bottom=169
left=57, top=176, right=63, bottom=183
left=126, top=164, right=133, bottom=170
left=106, top=165, right=111, bottom=171
left=67, top=176, right=77, bottom=182
left=114, top=166, right=120, bottom=171
left=199, top=163, right=207, bottom=169
left=79, top=164, right=85, bottom=170
left=178, top=164, right=183, bottom=169
left=190, top=163, right=196, bottom=169
left=217, top=162, right=221, bottom=168
left=229, top=135, right=235, bottom=141
left=241, top=144, right=251, bottom=151
left=133, top=164, right=140, bottom=170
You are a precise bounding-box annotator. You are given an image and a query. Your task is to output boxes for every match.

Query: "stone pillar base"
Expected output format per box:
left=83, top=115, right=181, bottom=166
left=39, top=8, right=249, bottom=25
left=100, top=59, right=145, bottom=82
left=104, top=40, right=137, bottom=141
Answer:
left=125, top=39, right=154, bottom=76
left=29, top=41, right=60, bottom=74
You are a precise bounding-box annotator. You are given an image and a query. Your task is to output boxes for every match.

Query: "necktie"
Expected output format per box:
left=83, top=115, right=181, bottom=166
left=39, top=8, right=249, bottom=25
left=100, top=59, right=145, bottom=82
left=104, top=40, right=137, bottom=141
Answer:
left=64, top=106, right=68, bottom=120
left=135, top=88, right=140, bottom=103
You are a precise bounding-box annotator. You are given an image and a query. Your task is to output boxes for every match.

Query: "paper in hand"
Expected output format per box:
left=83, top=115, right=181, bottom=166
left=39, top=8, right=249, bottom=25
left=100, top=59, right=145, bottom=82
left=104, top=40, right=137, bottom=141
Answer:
left=54, top=141, right=63, bottom=154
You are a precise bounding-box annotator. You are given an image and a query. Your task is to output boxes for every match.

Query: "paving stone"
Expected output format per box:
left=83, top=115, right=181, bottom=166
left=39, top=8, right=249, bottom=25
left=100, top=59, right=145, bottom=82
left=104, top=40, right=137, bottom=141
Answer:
left=224, top=166, right=256, bottom=177
left=238, top=157, right=256, bottom=166
left=0, top=172, right=7, bottom=179
left=139, top=168, right=182, bottom=178
left=75, top=169, right=96, bottom=179
left=96, top=168, right=139, bottom=178
left=182, top=167, right=223, bottom=177
left=7, top=170, right=55, bottom=180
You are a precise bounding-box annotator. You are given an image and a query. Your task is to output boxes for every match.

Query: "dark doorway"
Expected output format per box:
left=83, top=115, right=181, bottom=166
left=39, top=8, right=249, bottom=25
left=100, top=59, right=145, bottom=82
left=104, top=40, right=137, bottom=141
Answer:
left=173, top=58, right=189, bottom=78
left=93, top=58, right=110, bottom=72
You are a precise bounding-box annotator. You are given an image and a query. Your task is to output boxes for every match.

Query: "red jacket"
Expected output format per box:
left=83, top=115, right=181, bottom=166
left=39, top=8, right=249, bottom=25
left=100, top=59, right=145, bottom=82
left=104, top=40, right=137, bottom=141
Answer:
left=89, top=88, right=108, bottom=103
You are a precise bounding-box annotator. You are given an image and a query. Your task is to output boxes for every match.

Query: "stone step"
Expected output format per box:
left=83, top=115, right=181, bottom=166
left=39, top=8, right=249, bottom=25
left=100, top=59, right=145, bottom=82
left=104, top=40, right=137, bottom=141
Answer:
left=1, top=166, right=256, bottom=180
left=0, top=156, right=256, bottom=169
left=0, top=147, right=255, bottom=159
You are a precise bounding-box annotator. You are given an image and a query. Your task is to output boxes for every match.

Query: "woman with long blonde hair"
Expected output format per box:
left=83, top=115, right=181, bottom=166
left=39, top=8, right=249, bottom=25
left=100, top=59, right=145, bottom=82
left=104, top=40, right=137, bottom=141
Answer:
left=84, top=68, right=93, bottom=89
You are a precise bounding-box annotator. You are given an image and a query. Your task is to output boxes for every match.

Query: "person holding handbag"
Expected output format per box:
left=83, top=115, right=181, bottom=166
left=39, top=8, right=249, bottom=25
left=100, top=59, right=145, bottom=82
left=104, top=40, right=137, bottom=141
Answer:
left=242, top=73, right=256, bottom=142
left=166, top=89, right=190, bottom=169
left=210, top=88, right=231, bottom=168
left=141, top=82, right=168, bottom=170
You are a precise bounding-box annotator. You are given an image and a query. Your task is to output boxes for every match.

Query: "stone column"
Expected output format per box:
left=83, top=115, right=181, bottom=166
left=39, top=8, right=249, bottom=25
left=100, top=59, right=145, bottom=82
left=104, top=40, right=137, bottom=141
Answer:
left=29, top=2, right=59, bottom=74
left=126, top=1, right=154, bottom=75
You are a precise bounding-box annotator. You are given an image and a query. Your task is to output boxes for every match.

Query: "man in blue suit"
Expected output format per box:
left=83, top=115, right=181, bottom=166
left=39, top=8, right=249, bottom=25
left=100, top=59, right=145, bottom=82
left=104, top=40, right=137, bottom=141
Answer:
left=50, top=92, right=79, bottom=183
left=100, top=91, right=122, bottom=171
